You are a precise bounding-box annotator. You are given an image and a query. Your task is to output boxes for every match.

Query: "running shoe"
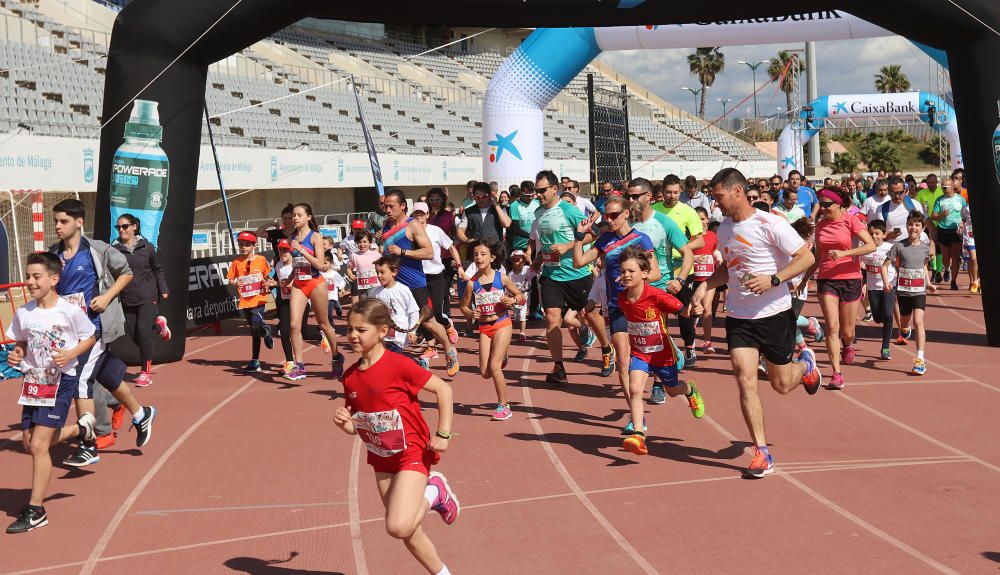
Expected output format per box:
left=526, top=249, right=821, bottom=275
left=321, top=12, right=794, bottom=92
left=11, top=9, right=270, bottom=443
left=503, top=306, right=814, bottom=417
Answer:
left=427, top=471, right=460, bottom=525
left=600, top=347, right=616, bottom=377
left=686, top=382, right=705, bottom=418
left=912, top=357, right=927, bottom=376
left=155, top=315, right=171, bottom=341
left=281, top=361, right=296, bottom=379
left=828, top=372, right=845, bottom=390
left=417, top=357, right=430, bottom=370
left=529, top=310, right=544, bottom=321
left=684, top=348, right=698, bottom=367
left=244, top=359, right=262, bottom=373
left=492, top=403, right=512, bottom=421
left=700, top=340, right=715, bottom=354
left=758, top=358, right=768, bottom=376
left=623, top=433, right=648, bottom=455
left=63, top=444, right=99, bottom=467
left=445, top=350, right=460, bottom=377
left=795, top=342, right=809, bottom=355
left=932, top=270, right=943, bottom=284
left=894, top=334, right=909, bottom=346
left=881, top=347, right=892, bottom=361
left=286, top=363, right=307, bottom=381
left=136, top=371, right=153, bottom=388
left=621, top=415, right=648, bottom=435
left=331, top=352, right=346, bottom=381
left=862, top=311, right=874, bottom=322
left=320, top=333, right=331, bottom=354
left=77, top=412, right=96, bottom=442
left=573, top=346, right=587, bottom=362
left=95, top=433, right=116, bottom=450
left=546, top=364, right=568, bottom=385
left=943, top=269, right=952, bottom=284
left=649, top=384, right=667, bottom=405
left=841, top=344, right=856, bottom=365
left=421, top=347, right=440, bottom=360
left=446, top=324, right=459, bottom=345
left=262, top=324, right=274, bottom=350
left=902, top=328, right=913, bottom=340
left=132, top=406, right=157, bottom=448
left=951, top=281, right=959, bottom=291
left=518, top=332, right=528, bottom=343
left=799, top=348, right=822, bottom=395
left=971, top=281, right=981, bottom=294
left=111, top=404, right=125, bottom=432
left=742, top=446, right=774, bottom=479
left=807, top=317, right=825, bottom=342
left=6, top=505, right=47, bottom=534
left=581, top=326, right=596, bottom=349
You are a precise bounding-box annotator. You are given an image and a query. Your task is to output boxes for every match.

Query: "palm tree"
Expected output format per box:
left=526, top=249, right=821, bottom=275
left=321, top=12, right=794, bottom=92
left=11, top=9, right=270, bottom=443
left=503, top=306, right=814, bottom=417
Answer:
left=874, top=65, right=911, bottom=93
left=687, top=47, right=725, bottom=118
left=767, top=51, right=804, bottom=118
left=861, top=141, right=902, bottom=172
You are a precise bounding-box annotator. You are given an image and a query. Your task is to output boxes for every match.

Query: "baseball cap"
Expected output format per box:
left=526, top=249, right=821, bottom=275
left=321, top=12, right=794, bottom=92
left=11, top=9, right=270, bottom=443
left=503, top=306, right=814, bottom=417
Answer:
left=277, top=239, right=290, bottom=250
left=511, top=249, right=526, bottom=258
left=237, top=231, right=257, bottom=243
left=351, top=219, right=365, bottom=229
left=411, top=202, right=430, bottom=214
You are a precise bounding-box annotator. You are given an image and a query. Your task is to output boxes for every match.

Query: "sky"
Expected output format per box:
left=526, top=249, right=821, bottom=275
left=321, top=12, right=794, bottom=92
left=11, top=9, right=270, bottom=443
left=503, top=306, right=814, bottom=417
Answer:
left=600, top=36, right=946, bottom=120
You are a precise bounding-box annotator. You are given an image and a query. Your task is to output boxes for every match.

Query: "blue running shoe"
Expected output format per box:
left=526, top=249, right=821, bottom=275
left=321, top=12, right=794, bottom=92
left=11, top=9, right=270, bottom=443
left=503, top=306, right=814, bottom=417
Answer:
left=620, top=415, right=648, bottom=436
left=244, top=359, right=262, bottom=373
left=331, top=352, right=346, bottom=381
left=649, top=385, right=667, bottom=405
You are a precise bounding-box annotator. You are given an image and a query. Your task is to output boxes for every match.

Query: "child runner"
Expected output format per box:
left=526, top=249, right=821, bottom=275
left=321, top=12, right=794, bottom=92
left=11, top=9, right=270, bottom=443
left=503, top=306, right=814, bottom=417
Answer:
left=961, top=203, right=979, bottom=294
left=319, top=250, right=347, bottom=354
left=6, top=253, right=97, bottom=533
left=691, top=207, right=720, bottom=354
left=885, top=211, right=932, bottom=375
left=348, top=230, right=381, bottom=302
left=334, top=298, right=459, bottom=575
left=459, top=240, right=524, bottom=421
left=617, top=247, right=705, bottom=456
left=288, top=203, right=345, bottom=380
left=273, top=240, right=299, bottom=378
left=508, top=250, right=535, bottom=342
left=861, top=220, right=897, bottom=360
left=370, top=255, right=425, bottom=361
left=788, top=218, right=824, bottom=358
left=226, top=231, right=274, bottom=373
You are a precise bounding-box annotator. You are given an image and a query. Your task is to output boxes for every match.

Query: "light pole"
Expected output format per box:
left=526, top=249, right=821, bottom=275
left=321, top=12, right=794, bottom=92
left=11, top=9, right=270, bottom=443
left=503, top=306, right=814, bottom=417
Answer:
left=738, top=59, right=770, bottom=119
left=681, top=86, right=702, bottom=117
left=717, top=98, right=732, bottom=116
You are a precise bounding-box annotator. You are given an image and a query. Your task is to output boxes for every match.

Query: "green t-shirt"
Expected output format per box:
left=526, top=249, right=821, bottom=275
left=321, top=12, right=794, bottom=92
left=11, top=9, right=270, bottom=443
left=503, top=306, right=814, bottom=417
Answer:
left=651, top=201, right=702, bottom=261
left=932, top=194, right=966, bottom=231
left=632, top=210, right=689, bottom=287
left=915, top=187, right=943, bottom=215
left=772, top=203, right=806, bottom=223
left=509, top=198, right=540, bottom=251
left=531, top=201, right=590, bottom=282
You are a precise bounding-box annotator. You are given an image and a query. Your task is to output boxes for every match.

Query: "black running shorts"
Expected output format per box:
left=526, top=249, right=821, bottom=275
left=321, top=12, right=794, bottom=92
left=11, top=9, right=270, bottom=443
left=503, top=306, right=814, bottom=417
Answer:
left=725, top=308, right=797, bottom=366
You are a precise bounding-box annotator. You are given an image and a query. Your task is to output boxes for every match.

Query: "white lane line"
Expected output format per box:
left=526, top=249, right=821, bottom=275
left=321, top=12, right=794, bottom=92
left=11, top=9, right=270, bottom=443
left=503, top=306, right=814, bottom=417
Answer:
left=890, top=344, right=1000, bottom=393
left=833, top=392, right=1000, bottom=473
left=134, top=501, right=348, bottom=516
left=348, top=436, right=369, bottom=575
left=151, top=335, right=242, bottom=372
left=847, top=379, right=966, bottom=387
left=933, top=294, right=985, bottom=330
left=779, top=455, right=968, bottom=467
left=520, top=350, right=659, bottom=575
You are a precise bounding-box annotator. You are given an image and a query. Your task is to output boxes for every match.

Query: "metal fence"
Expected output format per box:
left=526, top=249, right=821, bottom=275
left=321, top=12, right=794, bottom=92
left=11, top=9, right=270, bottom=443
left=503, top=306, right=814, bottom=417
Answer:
left=0, top=190, right=80, bottom=282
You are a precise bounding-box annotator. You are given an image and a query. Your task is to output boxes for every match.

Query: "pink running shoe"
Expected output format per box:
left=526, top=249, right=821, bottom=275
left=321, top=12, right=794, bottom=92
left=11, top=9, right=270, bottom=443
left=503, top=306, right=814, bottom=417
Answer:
left=828, top=372, right=845, bottom=390
left=135, top=371, right=153, bottom=388
left=421, top=347, right=440, bottom=360
left=841, top=345, right=856, bottom=365
left=427, top=472, right=460, bottom=525
left=700, top=340, right=715, bottom=354
left=446, top=324, right=459, bottom=345
left=492, top=403, right=512, bottom=421
left=155, top=316, right=171, bottom=341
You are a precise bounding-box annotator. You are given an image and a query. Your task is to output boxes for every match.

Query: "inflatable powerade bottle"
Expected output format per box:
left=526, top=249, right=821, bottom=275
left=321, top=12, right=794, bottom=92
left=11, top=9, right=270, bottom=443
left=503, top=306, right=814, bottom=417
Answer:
left=993, top=100, right=1000, bottom=185
left=110, top=100, right=169, bottom=247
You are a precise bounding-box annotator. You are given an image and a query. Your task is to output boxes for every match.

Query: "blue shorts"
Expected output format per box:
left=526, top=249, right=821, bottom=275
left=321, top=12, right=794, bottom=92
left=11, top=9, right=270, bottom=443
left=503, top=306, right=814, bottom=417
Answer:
left=76, top=340, right=126, bottom=399
left=628, top=356, right=679, bottom=387
left=22, top=372, right=79, bottom=429
left=608, top=307, right=628, bottom=334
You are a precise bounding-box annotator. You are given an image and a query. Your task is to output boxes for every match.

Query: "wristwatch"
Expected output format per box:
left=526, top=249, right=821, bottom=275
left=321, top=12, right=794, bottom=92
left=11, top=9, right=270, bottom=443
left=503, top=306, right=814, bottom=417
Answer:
left=435, top=430, right=452, bottom=440
left=770, top=274, right=781, bottom=287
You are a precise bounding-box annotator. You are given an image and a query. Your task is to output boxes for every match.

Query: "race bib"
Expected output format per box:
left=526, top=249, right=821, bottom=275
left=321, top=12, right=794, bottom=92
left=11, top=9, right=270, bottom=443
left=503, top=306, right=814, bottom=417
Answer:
left=475, top=288, right=504, bottom=317
left=693, top=254, right=715, bottom=278
left=542, top=249, right=561, bottom=268
left=628, top=319, right=664, bottom=354
left=865, top=263, right=882, bottom=275
left=62, top=292, right=87, bottom=313
left=236, top=272, right=264, bottom=298
left=293, top=255, right=313, bottom=281
left=898, top=267, right=926, bottom=294
left=324, top=274, right=337, bottom=291
left=357, top=269, right=378, bottom=288
left=351, top=409, right=407, bottom=457
left=18, top=367, right=60, bottom=407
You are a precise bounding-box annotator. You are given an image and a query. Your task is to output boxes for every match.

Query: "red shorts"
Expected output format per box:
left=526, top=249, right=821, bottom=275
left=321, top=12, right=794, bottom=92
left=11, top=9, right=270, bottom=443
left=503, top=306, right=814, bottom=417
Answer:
left=478, top=316, right=512, bottom=339
left=369, top=446, right=440, bottom=476
left=293, top=276, right=324, bottom=298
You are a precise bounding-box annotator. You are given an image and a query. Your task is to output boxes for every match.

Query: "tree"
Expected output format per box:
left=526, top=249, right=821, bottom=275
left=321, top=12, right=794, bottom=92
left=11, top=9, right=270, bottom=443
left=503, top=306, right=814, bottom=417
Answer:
left=687, top=47, right=725, bottom=118
left=767, top=51, right=804, bottom=117
left=919, top=135, right=950, bottom=165
left=831, top=152, right=859, bottom=174
left=874, top=65, right=911, bottom=93
left=860, top=141, right=902, bottom=172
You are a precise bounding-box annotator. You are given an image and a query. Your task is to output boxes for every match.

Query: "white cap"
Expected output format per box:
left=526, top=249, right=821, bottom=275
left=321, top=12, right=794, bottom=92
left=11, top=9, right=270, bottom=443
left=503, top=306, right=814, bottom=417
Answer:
left=411, top=201, right=430, bottom=214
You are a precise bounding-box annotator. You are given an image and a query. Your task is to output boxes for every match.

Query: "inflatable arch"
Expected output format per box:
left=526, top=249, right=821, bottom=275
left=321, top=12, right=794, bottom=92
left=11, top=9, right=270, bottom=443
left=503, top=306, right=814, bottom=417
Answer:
left=95, top=0, right=1000, bottom=353
left=777, top=92, right=960, bottom=178
left=481, top=14, right=949, bottom=188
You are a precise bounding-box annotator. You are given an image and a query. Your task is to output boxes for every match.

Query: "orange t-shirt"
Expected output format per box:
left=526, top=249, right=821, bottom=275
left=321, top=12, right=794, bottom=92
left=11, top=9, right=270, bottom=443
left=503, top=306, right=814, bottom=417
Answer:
left=227, top=254, right=271, bottom=308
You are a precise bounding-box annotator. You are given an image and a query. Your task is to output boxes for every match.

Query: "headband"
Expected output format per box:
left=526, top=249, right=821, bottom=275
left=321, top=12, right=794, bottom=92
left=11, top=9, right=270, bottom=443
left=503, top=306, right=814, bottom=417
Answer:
left=819, top=189, right=842, bottom=204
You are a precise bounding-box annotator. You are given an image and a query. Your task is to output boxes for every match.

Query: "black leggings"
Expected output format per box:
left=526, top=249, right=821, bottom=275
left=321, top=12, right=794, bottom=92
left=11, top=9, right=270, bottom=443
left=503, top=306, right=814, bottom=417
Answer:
left=425, top=271, right=450, bottom=326
left=868, top=289, right=896, bottom=348
left=275, top=297, right=294, bottom=362
left=123, top=302, right=157, bottom=369
left=243, top=305, right=266, bottom=360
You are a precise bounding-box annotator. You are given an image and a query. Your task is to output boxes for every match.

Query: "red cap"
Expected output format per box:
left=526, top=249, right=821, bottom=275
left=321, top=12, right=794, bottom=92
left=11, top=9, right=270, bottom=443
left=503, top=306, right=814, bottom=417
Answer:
left=237, top=231, right=257, bottom=243
left=351, top=219, right=365, bottom=229
left=277, top=239, right=290, bottom=250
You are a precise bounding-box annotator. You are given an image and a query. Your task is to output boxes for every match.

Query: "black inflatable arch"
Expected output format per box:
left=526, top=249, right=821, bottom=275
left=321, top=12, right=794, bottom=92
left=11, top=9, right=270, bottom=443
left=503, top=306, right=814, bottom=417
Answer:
left=96, top=0, right=1000, bottom=359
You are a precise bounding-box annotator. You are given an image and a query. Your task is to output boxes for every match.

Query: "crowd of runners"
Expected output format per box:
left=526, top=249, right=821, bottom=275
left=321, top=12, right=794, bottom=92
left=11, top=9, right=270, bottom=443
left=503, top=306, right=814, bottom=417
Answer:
left=5, top=166, right=976, bottom=575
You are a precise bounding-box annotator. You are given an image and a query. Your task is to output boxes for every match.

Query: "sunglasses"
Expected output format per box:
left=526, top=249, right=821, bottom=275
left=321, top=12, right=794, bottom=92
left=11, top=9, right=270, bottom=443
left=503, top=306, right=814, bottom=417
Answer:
left=747, top=195, right=759, bottom=201
left=627, top=192, right=648, bottom=200
left=604, top=210, right=626, bottom=220
left=115, top=224, right=132, bottom=230
left=770, top=182, right=781, bottom=187
left=819, top=201, right=836, bottom=208
left=536, top=184, right=556, bottom=191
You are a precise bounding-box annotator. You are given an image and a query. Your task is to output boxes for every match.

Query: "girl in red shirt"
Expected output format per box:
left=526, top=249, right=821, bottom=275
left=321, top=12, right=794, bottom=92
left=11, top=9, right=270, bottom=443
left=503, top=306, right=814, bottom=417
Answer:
left=334, top=299, right=459, bottom=575
left=616, top=247, right=706, bottom=456
left=692, top=207, right=722, bottom=353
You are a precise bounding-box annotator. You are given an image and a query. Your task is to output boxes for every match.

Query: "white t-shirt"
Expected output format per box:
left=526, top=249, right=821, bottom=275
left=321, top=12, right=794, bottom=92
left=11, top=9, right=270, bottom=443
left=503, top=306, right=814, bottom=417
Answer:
left=574, top=195, right=600, bottom=221
left=371, top=283, right=420, bottom=349
left=321, top=268, right=347, bottom=300
left=341, top=237, right=360, bottom=257
left=882, top=200, right=923, bottom=242
left=861, top=242, right=897, bottom=291
left=423, top=224, right=454, bottom=275
left=508, top=266, right=535, bottom=296
left=862, top=194, right=890, bottom=222
left=458, top=206, right=490, bottom=230
left=717, top=210, right=806, bottom=320
left=6, top=298, right=96, bottom=376
left=465, top=262, right=506, bottom=278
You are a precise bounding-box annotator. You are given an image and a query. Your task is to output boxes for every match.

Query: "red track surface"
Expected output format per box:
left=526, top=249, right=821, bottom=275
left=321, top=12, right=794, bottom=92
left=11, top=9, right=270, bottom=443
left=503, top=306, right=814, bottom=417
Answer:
left=1, top=289, right=998, bottom=574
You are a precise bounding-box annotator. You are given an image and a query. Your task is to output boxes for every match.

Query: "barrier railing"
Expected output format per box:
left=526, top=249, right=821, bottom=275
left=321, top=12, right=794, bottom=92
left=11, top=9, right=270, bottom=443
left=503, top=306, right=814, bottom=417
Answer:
left=0, top=282, right=28, bottom=345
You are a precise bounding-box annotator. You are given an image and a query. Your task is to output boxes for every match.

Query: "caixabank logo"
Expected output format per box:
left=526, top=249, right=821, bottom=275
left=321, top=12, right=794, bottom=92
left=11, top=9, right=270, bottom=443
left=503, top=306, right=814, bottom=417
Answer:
left=830, top=99, right=917, bottom=115
left=487, top=130, right=522, bottom=163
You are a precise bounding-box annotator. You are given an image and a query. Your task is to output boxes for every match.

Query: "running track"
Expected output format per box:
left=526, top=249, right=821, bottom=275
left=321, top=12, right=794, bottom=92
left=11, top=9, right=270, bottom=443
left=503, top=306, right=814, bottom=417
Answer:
left=1, top=288, right=998, bottom=574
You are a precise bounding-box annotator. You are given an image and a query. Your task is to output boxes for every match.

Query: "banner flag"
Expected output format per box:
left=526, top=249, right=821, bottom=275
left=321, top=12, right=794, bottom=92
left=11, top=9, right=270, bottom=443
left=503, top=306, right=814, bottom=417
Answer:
left=351, top=76, right=386, bottom=196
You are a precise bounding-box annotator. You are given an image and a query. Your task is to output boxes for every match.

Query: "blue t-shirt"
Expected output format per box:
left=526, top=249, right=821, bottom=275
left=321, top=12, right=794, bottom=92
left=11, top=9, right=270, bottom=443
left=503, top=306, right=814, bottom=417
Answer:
left=594, top=229, right=654, bottom=310
left=57, top=241, right=101, bottom=332
left=784, top=186, right=818, bottom=216
left=382, top=217, right=427, bottom=289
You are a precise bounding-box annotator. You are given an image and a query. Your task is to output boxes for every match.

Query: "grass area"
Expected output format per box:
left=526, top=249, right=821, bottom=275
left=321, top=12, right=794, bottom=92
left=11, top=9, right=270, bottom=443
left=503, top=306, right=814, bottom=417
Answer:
left=835, top=140, right=941, bottom=173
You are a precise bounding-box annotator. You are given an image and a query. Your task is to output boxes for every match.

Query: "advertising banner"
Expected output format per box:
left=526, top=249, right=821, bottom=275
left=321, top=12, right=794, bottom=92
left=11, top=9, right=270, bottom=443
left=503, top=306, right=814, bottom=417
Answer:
left=351, top=77, right=386, bottom=196
left=185, top=253, right=245, bottom=327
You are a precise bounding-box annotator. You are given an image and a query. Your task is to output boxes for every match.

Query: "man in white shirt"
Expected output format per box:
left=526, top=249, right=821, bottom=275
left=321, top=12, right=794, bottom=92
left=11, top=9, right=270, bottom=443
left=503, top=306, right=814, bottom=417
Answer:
left=862, top=179, right=891, bottom=222
left=880, top=176, right=922, bottom=243
left=692, top=168, right=821, bottom=480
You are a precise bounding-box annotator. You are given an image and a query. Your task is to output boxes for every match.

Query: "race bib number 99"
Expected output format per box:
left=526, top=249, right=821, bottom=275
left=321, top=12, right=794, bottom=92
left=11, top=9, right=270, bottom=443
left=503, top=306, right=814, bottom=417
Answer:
left=352, top=409, right=407, bottom=457
left=18, top=367, right=60, bottom=407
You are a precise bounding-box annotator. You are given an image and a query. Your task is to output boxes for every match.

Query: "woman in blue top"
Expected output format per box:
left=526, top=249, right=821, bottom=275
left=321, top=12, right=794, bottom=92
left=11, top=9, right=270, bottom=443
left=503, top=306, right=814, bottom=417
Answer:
left=573, top=196, right=660, bottom=417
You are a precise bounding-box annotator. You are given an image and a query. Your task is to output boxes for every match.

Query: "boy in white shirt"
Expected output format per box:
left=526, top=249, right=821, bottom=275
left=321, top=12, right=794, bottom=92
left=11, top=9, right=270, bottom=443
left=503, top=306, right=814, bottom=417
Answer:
left=6, top=252, right=97, bottom=534
left=369, top=254, right=426, bottom=366
left=508, top=250, right=536, bottom=342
